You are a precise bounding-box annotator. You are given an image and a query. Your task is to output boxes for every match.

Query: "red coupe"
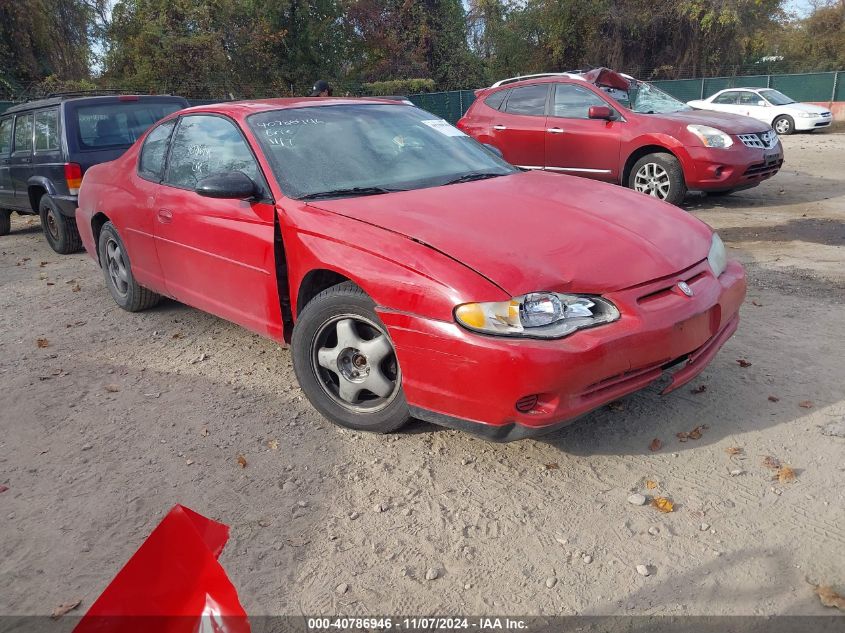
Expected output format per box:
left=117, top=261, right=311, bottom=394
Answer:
left=457, top=69, right=783, bottom=205
left=77, top=98, right=746, bottom=441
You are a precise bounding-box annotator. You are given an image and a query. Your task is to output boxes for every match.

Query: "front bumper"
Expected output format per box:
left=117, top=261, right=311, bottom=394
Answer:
left=682, top=143, right=783, bottom=192
left=381, top=259, right=746, bottom=441
left=794, top=114, right=832, bottom=131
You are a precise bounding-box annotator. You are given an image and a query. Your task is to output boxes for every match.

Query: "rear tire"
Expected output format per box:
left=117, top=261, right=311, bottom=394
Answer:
left=773, top=115, right=794, bottom=135
left=628, top=152, right=687, bottom=206
left=98, top=222, right=161, bottom=312
left=292, top=281, right=410, bottom=434
left=39, top=195, right=82, bottom=254
left=0, top=210, right=10, bottom=236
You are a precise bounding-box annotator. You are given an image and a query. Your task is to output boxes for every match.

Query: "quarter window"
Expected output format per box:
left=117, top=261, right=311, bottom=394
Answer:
left=139, top=120, right=176, bottom=182
left=503, top=85, right=549, bottom=116
left=165, top=115, right=264, bottom=193
left=553, top=84, right=610, bottom=119
left=34, top=109, right=60, bottom=151
left=13, top=114, right=33, bottom=153
left=484, top=90, right=507, bottom=111
left=0, top=118, right=11, bottom=155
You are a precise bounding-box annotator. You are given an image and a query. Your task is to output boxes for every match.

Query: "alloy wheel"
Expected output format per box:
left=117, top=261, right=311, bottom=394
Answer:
left=105, top=237, right=129, bottom=297
left=633, top=162, right=672, bottom=199
left=774, top=118, right=791, bottom=134
left=311, top=315, right=400, bottom=413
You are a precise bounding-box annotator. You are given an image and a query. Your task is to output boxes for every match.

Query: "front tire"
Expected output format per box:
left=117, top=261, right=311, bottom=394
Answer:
left=98, top=222, right=161, bottom=312
left=629, top=152, right=687, bottom=206
left=0, top=210, right=10, bottom=236
left=292, top=281, right=410, bottom=433
left=39, top=195, right=82, bottom=254
left=773, top=115, right=794, bottom=135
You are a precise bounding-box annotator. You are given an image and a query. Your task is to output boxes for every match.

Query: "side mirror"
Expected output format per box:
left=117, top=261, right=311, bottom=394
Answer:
left=588, top=105, right=614, bottom=120
left=195, top=171, right=256, bottom=199
left=757, top=100, right=767, bottom=107
left=482, top=143, right=504, bottom=159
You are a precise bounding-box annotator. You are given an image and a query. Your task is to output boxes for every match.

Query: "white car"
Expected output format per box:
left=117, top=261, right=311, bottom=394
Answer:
left=688, top=88, right=832, bottom=135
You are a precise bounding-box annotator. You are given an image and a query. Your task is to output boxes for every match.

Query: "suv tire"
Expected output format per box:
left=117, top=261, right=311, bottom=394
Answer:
left=629, top=152, right=687, bottom=206
left=292, top=281, right=410, bottom=433
left=98, top=221, right=162, bottom=312
left=773, top=115, right=794, bottom=135
left=0, top=210, right=10, bottom=236
left=39, top=195, right=82, bottom=254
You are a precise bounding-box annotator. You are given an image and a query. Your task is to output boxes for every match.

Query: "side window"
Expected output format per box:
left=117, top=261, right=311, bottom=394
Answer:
left=713, top=92, right=738, bottom=105
left=165, top=115, right=264, bottom=193
left=0, top=118, right=12, bottom=155
left=138, top=120, right=176, bottom=182
left=34, top=109, right=60, bottom=152
left=13, top=114, right=33, bottom=153
left=484, top=90, right=507, bottom=111
left=552, top=84, right=610, bottom=119
left=503, top=85, right=549, bottom=116
left=739, top=92, right=761, bottom=105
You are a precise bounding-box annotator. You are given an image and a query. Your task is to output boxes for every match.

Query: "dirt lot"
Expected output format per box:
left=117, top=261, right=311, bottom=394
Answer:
left=1, top=133, right=844, bottom=619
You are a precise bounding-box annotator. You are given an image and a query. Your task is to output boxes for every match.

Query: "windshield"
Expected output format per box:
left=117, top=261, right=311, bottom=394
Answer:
left=759, top=89, right=796, bottom=106
left=73, top=101, right=183, bottom=150
left=248, top=104, right=516, bottom=200
left=606, top=81, right=691, bottom=114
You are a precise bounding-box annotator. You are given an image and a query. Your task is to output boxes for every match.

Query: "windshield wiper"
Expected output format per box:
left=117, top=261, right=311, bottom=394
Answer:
left=441, top=172, right=505, bottom=186
left=299, top=186, right=405, bottom=200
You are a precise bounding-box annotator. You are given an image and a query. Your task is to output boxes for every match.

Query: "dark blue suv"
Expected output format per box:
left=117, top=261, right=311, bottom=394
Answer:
left=0, top=93, right=188, bottom=253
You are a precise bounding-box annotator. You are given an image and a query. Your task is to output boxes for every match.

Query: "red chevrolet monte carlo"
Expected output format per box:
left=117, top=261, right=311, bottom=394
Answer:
left=77, top=99, right=746, bottom=442
left=457, top=69, right=784, bottom=205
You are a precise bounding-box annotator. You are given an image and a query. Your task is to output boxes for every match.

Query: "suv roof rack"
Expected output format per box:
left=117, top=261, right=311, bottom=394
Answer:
left=490, top=73, right=582, bottom=88
left=45, top=89, right=130, bottom=98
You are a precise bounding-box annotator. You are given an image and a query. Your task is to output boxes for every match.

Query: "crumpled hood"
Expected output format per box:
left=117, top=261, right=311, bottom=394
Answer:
left=660, top=109, right=771, bottom=134
left=309, top=171, right=713, bottom=296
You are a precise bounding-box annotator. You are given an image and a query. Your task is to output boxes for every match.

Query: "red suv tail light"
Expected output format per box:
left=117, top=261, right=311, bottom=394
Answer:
left=64, top=163, right=83, bottom=195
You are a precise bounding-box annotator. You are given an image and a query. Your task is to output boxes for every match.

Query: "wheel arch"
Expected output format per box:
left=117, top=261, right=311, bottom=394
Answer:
left=90, top=212, right=111, bottom=264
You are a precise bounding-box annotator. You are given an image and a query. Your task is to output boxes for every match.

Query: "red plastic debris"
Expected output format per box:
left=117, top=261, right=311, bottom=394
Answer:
left=74, top=504, right=249, bottom=633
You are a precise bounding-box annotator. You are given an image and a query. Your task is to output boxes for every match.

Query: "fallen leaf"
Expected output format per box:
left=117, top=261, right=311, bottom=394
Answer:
left=268, top=439, right=279, bottom=451
left=544, top=462, right=559, bottom=470
left=725, top=446, right=743, bottom=456
left=752, top=300, right=763, bottom=307
left=39, top=261, right=48, bottom=267
left=104, top=384, right=120, bottom=393
left=736, top=359, right=752, bottom=368
left=798, top=400, right=814, bottom=409
left=237, top=454, right=247, bottom=469
left=185, top=459, right=194, bottom=466
left=645, top=480, right=658, bottom=490
left=201, top=427, right=209, bottom=437
left=651, top=497, right=674, bottom=513
left=36, top=338, right=49, bottom=348
left=768, top=395, right=780, bottom=402
left=71, top=283, right=81, bottom=292
left=777, top=466, right=797, bottom=483
left=814, top=584, right=845, bottom=610
left=762, top=456, right=782, bottom=470
left=0, top=485, right=8, bottom=493
left=649, top=438, right=663, bottom=452
left=690, top=384, right=707, bottom=394
left=608, top=401, right=624, bottom=412
left=677, top=424, right=709, bottom=442
left=51, top=599, right=81, bottom=619
left=172, top=332, right=183, bottom=339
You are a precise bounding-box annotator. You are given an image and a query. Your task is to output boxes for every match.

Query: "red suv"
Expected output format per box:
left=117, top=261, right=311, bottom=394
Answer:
left=457, top=69, right=783, bottom=205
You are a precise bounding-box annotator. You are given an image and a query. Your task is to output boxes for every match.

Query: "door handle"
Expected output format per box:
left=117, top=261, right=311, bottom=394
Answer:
left=547, top=127, right=565, bottom=134
left=157, top=208, right=173, bottom=224
left=20, top=157, right=31, bottom=163
left=493, top=124, right=507, bottom=131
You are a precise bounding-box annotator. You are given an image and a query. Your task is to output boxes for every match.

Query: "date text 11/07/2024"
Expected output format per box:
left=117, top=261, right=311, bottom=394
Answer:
left=307, top=617, right=529, bottom=630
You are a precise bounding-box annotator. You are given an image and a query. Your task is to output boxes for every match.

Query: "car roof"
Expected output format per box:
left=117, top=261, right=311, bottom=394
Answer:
left=3, top=94, right=187, bottom=115
left=177, top=97, right=412, bottom=118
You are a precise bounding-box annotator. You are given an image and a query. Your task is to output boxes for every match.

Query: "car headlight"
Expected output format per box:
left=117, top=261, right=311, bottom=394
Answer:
left=687, top=124, right=733, bottom=148
left=455, top=293, right=620, bottom=338
left=796, top=111, right=813, bottom=118
left=708, top=233, right=727, bottom=277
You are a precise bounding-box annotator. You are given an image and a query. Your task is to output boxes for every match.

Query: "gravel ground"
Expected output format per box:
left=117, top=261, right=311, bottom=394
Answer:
left=1, top=133, right=843, bottom=618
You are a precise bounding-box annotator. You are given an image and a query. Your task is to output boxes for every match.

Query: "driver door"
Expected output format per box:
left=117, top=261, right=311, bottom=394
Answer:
left=154, top=114, right=281, bottom=337
left=737, top=91, right=770, bottom=124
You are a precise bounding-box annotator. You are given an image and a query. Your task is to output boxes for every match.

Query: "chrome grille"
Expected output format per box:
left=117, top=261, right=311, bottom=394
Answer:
left=738, top=131, right=778, bottom=149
